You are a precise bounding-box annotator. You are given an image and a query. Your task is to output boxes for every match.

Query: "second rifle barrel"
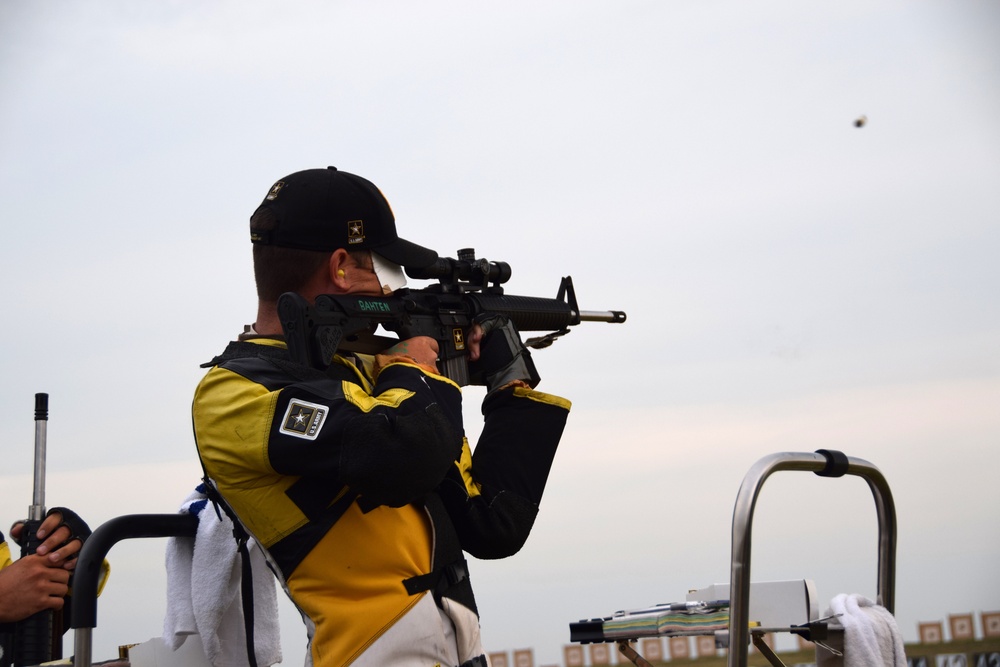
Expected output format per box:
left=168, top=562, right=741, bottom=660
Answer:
left=31, top=392, right=49, bottom=520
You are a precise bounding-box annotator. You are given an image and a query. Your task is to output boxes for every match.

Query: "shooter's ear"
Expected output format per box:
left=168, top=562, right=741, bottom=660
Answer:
left=328, top=249, right=352, bottom=290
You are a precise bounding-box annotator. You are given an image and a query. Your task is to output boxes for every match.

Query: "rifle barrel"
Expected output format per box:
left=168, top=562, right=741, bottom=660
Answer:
left=31, top=392, right=48, bottom=520
left=579, top=310, right=627, bottom=324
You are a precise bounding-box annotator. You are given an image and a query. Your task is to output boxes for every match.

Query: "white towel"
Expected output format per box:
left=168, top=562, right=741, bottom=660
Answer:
left=163, top=485, right=282, bottom=667
left=827, top=593, right=906, bottom=667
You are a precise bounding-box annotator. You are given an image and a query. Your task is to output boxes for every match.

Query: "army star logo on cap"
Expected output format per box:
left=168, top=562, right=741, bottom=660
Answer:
left=348, top=220, right=364, bottom=245
left=265, top=181, right=285, bottom=201
left=279, top=399, right=328, bottom=440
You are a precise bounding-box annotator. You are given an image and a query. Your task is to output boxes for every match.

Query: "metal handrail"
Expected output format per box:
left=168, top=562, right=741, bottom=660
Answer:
left=70, top=513, right=198, bottom=667
left=727, top=450, right=897, bottom=667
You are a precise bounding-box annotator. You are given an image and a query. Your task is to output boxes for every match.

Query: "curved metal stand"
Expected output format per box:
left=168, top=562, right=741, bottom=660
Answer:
left=70, top=513, right=198, bottom=667
left=727, top=450, right=897, bottom=667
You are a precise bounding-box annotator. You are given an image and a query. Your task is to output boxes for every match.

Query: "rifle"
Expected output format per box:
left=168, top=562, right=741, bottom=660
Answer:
left=12, top=393, right=58, bottom=666
left=278, top=248, right=626, bottom=385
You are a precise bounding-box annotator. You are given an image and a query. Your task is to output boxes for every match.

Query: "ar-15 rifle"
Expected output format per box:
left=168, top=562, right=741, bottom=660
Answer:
left=11, top=393, right=58, bottom=666
left=278, top=248, right=626, bottom=386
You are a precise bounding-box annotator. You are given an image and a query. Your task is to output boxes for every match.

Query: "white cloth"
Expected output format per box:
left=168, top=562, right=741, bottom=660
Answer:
left=163, top=486, right=281, bottom=667
left=827, top=593, right=906, bottom=667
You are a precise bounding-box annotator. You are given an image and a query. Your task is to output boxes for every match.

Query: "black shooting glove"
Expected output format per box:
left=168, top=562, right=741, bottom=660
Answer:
left=44, top=507, right=92, bottom=558
left=10, top=507, right=92, bottom=560
left=469, top=313, right=540, bottom=394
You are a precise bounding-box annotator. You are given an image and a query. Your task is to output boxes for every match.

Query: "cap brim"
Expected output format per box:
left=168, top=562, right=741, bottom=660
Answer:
left=375, top=238, right=438, bottom=270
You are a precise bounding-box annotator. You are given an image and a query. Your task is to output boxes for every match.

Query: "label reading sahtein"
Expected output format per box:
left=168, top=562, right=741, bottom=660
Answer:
left=357, top=299, right=391, bottom=313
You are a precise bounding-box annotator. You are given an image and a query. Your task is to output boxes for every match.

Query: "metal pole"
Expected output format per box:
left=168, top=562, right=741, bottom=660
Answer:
left=727, top=451, right=897, bottom=667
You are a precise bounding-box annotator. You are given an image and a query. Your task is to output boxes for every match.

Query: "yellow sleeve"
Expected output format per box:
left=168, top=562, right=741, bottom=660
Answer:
left=0, top=539, right=12, bottom=570
left=96, top=559, right=111, bottom=597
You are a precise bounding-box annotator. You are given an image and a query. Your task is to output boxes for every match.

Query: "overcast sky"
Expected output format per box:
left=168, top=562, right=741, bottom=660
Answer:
left=1, top=2, right=998, bottom=665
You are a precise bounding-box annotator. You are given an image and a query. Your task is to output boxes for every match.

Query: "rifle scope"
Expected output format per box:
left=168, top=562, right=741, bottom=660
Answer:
left=405, top=248, right=511, bottom=286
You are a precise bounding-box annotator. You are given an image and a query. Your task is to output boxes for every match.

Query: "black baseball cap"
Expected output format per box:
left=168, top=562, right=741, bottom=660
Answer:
left=250, top=166, right=438, bottom=269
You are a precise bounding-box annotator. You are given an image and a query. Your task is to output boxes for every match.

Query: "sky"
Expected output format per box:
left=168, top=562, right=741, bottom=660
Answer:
left=1, top=1, right=998, bottom=665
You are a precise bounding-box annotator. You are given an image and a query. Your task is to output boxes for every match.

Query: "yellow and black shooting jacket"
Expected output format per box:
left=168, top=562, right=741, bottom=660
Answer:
left=192, top=338, right=570, bottom=666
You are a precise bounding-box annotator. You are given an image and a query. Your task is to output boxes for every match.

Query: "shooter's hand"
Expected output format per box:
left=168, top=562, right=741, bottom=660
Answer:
left=468, top=314, right=540, bottom=393
left=378, top=336, right=441, bottom=376
left=467, top=324, right=484, bottom=362
left=10, top=508, right=90, bottom=569
left=0, top=552, right=71, bottom=622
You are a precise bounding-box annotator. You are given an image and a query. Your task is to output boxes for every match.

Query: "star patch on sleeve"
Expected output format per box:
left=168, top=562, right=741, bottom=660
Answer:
left=279, top=399, right=328, bottom=440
